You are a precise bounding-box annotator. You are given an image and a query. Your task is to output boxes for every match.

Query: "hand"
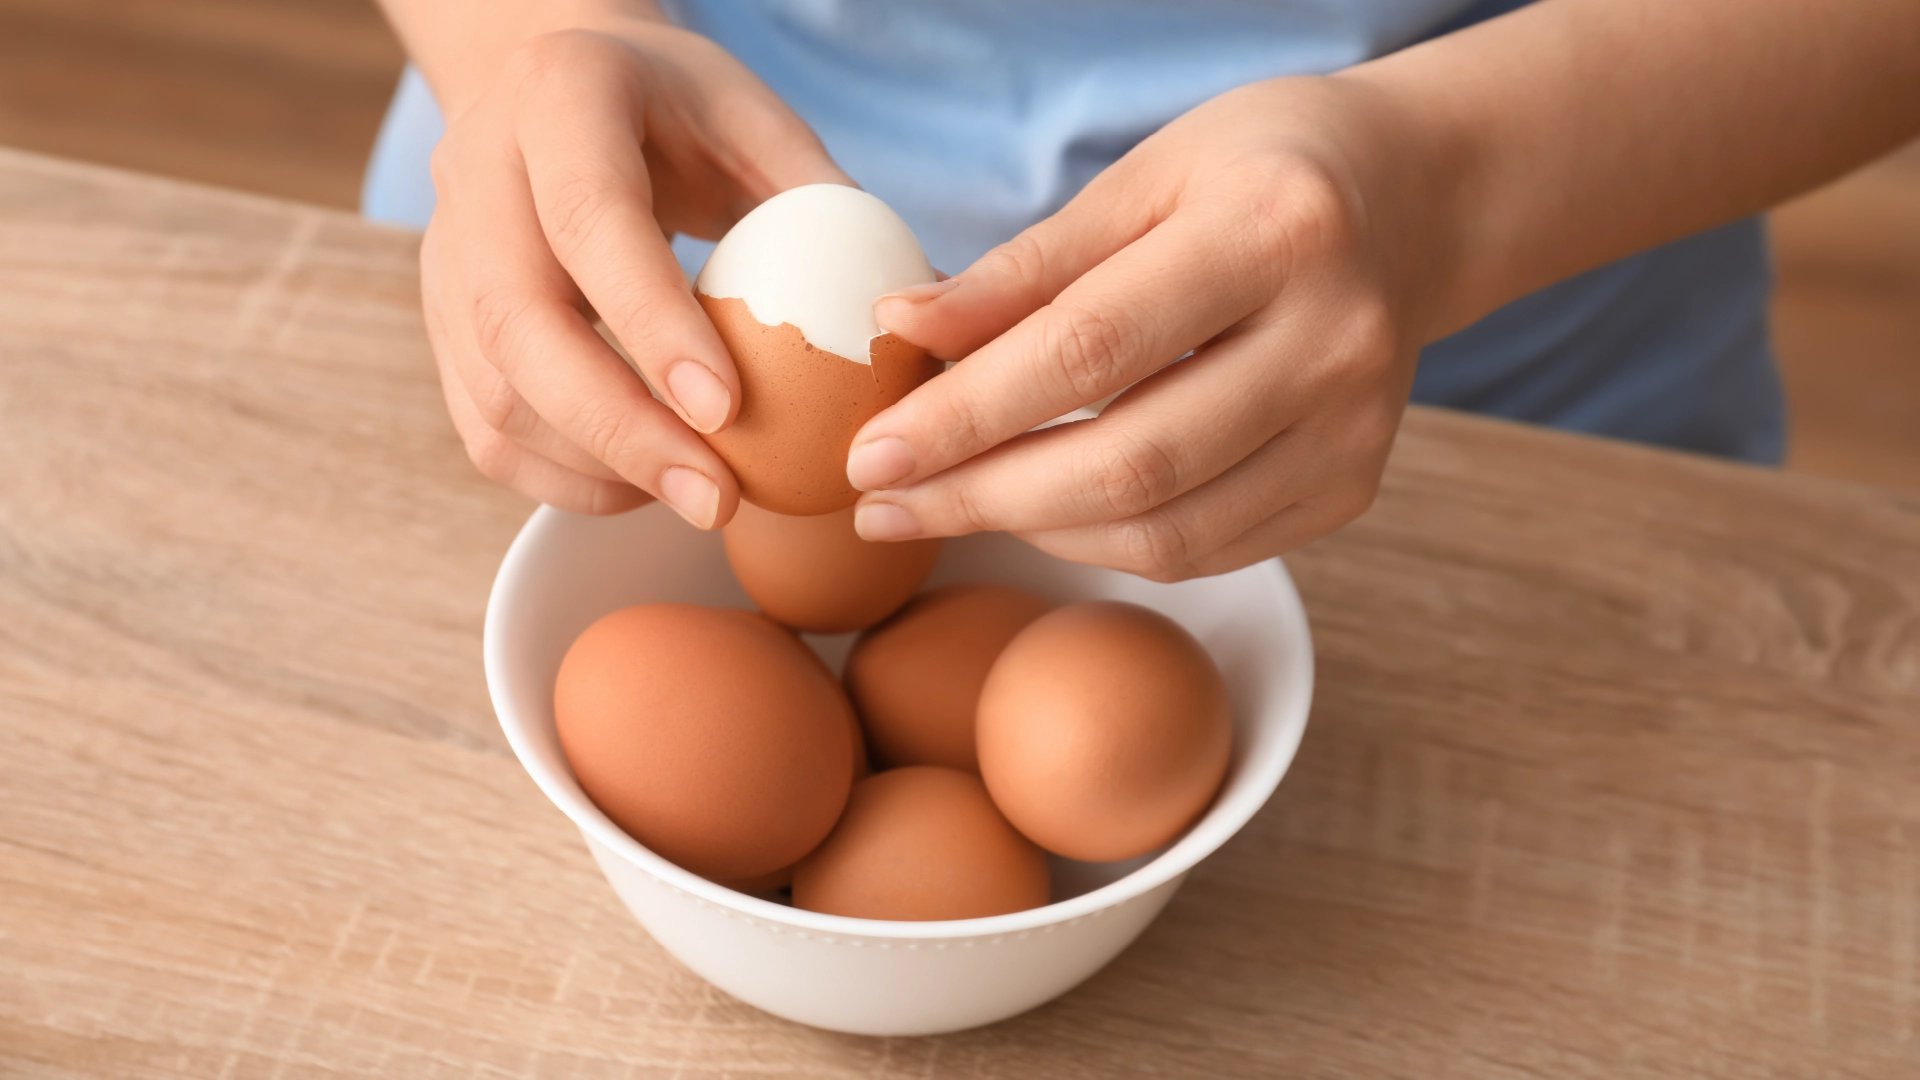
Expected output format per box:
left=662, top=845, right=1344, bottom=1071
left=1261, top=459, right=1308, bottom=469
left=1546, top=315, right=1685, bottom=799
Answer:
left=420, top=13, right=849, bottom=524
left=850, top=77, right=1443, bottom=581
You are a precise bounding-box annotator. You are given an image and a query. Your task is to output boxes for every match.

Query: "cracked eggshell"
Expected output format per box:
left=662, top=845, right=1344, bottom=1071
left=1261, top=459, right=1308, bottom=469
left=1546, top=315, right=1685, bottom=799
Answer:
left=694, top=185, right=942, bottom=516
left=696, top=184, right=936, bottom=365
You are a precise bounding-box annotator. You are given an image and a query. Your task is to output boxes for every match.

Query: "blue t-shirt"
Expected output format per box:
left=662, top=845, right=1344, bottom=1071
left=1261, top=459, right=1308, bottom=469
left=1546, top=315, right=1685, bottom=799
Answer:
left=364, top=0, right=1784, bottom=463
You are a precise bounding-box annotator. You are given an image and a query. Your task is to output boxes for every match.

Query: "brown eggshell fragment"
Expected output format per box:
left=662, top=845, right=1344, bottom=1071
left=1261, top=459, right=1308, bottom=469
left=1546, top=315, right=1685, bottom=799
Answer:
left=554, top=604, right=854, bottom=882
left=792, top=766, right=1050, bottom=921
left=843, top=585, right=1053, bottom=772
left=724, top=500, right=942, bottom=633
left=698, top=294, right=941, bottom=516
left=976, top=601, right=1232, bottom=862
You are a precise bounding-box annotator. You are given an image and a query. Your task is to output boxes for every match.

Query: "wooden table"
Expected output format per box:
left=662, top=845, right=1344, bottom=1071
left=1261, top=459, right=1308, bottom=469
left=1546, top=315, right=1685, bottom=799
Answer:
left=4, top=147, right=1919, bottom=1078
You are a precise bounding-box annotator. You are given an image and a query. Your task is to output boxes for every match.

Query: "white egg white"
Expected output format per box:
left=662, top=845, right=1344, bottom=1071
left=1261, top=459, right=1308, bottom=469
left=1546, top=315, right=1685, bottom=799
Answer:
left=693, top=184, right=935, bottom=366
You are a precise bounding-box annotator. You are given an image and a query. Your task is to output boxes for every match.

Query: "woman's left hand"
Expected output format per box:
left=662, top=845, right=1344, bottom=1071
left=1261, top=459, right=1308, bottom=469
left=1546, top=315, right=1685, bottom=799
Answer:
left=848, top=76, right=1448, bottom=581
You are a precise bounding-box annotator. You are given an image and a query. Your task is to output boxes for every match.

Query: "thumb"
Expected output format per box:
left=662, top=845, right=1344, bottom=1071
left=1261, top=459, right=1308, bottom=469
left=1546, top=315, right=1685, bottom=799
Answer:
left=873, top=179, right=1160, bottom=362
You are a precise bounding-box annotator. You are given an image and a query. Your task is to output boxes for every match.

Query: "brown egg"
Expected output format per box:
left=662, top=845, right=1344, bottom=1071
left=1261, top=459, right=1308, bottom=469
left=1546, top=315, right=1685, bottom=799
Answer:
left=718, top=695, right=864, bottom=896
left=554, top=604, right=854, bottom=881
left=845, top=694, right=872, bottom=782
left=719, top=863, right=795, bottom=895
left=724, top=500, right=942, bottom=633
left=843, top=585, right=1053, bottom=772
left=792, top=766, right=1050, bottom=921
left=977, top=601, right=1232, bottom=862
left=782, top=622, right=874, bottom=781
left=697, top=295, right=940, bottom=516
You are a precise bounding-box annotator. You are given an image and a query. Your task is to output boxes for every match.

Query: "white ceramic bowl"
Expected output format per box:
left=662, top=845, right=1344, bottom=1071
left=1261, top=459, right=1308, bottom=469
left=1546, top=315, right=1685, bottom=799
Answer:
left=484, top=503, right=1313, bottom=1036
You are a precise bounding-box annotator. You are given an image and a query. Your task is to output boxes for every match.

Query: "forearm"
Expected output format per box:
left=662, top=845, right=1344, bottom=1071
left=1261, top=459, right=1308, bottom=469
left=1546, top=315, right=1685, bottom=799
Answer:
left=1348, top=0, right=1920, bottom=342
left=373, top=0, right=664, bottom=118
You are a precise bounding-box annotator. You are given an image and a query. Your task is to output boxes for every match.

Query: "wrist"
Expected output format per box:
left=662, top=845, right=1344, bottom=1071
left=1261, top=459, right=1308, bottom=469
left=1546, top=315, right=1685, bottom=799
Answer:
left=1305, top=70, right=1485, bottom=348
left=1234, top=73, right=1478, bottom=349
left=406, top=0, right=666, bottom=119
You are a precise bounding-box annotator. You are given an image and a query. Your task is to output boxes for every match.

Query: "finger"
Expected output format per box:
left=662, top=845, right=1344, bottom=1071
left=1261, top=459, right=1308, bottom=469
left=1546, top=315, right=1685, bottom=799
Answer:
left=1177, top=491, right=1375, bottom=578
left=1005, top=429, right=1319, bottom=574
left=639, top=62, right=856, bottom=235
left=514, top=55, right=739, bottom=436
left=1012, top=423, right=1386, bottom=581
left=871, top=158, right=1167, bottom=362
left=445, top=114, right=740, bottom=528
left=477, top=279, right=738, bottom=528
left=439, top=350, right=650, bottom=515
left=1028, top=499, right=1351, bottom=585
left=450, top=344, right=628, bottom=482
left=847, top=308, right=1318, bottom=538
left=421, top=244, right=628, bottom=483
left=848, top=198, right=1286, bottom=493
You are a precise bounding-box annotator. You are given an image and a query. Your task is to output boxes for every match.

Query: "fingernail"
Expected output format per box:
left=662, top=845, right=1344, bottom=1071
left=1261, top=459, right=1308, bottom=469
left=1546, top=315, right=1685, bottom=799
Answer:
left=855, top=501, right=921, bottom=541
left=667, top=362, right=730, bottom=434
left=884, top=278, right=960, bottom=304
left=847, top=436, right=916, bottom=490
left=874, top=278, right=959, bottom=329
left=659, top=466, right=720, bottom=529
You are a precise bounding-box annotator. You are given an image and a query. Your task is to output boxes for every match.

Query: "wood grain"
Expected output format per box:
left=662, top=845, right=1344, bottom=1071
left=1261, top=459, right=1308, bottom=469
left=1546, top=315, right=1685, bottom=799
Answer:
left=4, top=148, right=1920, bottom=1077
left=0, top=0, right=403, bottom=209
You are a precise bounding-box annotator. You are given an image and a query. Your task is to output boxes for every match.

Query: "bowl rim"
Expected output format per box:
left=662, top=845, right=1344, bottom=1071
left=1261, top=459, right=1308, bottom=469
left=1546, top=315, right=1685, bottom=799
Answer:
left=485, top=504, right=1313, bottom=941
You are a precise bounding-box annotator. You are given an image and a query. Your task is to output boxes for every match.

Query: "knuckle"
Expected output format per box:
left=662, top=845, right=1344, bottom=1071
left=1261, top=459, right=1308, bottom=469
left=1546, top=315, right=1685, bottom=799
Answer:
left=1138, top=561, right=1197, bottom=585
left=1111, top=513, right=1193, bottom=581
left=1316, top=307, right=1404, bottom=405
left=568, top=396, right=645, bottom=472
left=585, top=479, right=642, bottom=516
left=462, top=426, right=518, bottom=486
left=1044, top=302, right=1134, bottom=401
left=427, top=138, right=460, bottom=192
left=470, top=285, right=539, bottom=369
left=1277, top=162, right=1357, bottom=241
left=1347, top=395, right=1404, bottom=458
left=1339, top=296, right=1401, bottom=370
left=1223, top=154, right=1357, bottom=270
left=541, top=169, right=625, bottom=257
left=471, top=369, right=533, bottom=437
left=944, top=481, right=996, bottom=534
left=979, top=231, right=1053, bottom=294
left=579, top=267, right=658, bottom=340
left=931, top=387, right=1000, bottom=462
left=1086, top=431, right=1181, bottom=518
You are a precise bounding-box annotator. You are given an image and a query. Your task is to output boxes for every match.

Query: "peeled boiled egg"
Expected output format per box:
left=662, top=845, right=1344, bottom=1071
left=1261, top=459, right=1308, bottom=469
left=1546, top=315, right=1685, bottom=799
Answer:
left=843, top=585, right=1053, bottom=772
left=792, top=766, right=1050, bottom=921
left=724, top=500, right=942, bottom=633
left=976, top=601, right=1232, bottom=862
left=694, top=184, right=943, bottom=516
left=554, top=604, right=855, bottom=881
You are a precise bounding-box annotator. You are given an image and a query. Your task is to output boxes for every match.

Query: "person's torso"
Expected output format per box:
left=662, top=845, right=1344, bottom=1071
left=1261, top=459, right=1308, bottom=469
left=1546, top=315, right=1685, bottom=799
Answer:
left=365, top=0, right=1784, bottom=463
left=665, top=0, right=1481, bottom=273
left=662, top=0, right=1783, bottom=463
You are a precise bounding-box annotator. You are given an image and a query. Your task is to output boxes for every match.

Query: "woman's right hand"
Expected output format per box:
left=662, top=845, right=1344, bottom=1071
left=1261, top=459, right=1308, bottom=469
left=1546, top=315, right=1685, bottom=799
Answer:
left=416, top=8, right=850, bottom=525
